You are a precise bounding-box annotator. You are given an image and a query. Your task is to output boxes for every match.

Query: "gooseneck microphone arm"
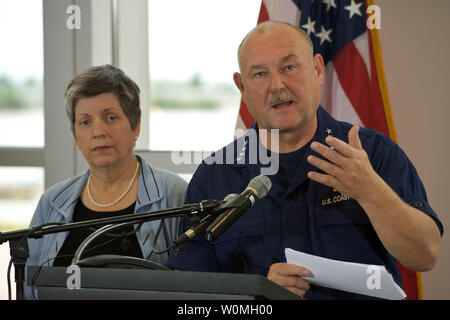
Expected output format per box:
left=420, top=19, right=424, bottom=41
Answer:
left=172, top=194, right=240, bottom=246
left=171, top=175, right=272, bottom=246
left=205, top=175, right=272, bottom=242
left=0, top=200, right=222, bottom=244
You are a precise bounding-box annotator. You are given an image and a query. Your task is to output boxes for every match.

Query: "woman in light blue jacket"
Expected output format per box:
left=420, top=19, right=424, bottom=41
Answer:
left=25, top=65, right=187, bottom=299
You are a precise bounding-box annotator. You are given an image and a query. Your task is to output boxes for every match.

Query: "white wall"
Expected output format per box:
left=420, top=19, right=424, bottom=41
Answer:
left=377, top=0, right=450, bottom=299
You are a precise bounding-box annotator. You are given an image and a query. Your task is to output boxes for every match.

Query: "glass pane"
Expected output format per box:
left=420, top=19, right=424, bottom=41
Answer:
left=0, top=166, right=43, bottom=300
left=0, top=0, right=44, bottom=147
left=148, top=0, right=261, bottom=151
left=0, top=167, right=43, bottom=228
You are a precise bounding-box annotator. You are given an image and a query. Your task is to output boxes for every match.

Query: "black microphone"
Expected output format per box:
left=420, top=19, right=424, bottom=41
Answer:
left=173, top=194, right=238, bottom=246
left=204, top=175, right=271, bottom=242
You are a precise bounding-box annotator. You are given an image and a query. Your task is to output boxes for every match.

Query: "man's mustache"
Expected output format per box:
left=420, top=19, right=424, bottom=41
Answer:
left=267, top=91, right=294, bottom=105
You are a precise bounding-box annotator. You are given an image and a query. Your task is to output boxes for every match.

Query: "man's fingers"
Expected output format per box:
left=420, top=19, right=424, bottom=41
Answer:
left=348, top=125, right=362, bottom=149
left=268, top=263, right=311, bottom=277
left=307, top=154, right=343, bottom=177
left=284, top=277, right=310, bottom=291
left=307, top=170, right=340, bottom=190
left=324, top=136, right=355, bottom=157
left=267, top=263, right=311, bottom=297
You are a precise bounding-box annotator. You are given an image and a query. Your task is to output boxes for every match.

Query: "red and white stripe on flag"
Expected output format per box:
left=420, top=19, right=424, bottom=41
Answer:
left=234, top=0, right=420, bottom=299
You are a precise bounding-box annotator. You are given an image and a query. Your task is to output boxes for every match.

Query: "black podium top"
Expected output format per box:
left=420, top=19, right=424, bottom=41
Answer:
left=27, top=266, right=302, bottom=300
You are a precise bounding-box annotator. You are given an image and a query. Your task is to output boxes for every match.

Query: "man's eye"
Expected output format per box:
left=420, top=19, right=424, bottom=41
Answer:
left=284, top=64, right=296, bottom=71
left=79, top=120, right=90, bottom=126
left=253, top=71, right=266, bottom=78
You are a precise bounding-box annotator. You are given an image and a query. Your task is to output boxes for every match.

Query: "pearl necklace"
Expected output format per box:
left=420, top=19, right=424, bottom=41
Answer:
left=87, top=161, right=139, bottom=208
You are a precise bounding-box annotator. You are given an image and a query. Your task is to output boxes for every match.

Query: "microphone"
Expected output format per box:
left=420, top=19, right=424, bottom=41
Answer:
left=204, top=175, right=271, bottom=242
left=173, top=194, right=239, bottom=246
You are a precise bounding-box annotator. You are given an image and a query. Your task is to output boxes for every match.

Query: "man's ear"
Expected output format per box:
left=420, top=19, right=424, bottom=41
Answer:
left=233, top=72, right=245, bottom=94
left=313, top=53, right=325, bottom=85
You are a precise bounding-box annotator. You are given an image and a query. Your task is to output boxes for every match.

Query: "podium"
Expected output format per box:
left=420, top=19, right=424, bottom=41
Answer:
left=27, top=266, right=301, bottom=300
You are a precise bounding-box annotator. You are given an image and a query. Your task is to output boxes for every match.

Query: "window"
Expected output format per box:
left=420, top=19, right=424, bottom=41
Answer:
left=0, top=0, right=44, bottom=147
left=0, top=1, right=44, bottom=300
left=147, top=0, right=261, bottom=151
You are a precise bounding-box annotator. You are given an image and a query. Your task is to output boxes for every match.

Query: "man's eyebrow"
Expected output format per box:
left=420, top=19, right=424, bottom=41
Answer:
left=247, top=54, right=300, bottom=74
left=281, top=53, right=299, bottom=63
left=247, top=64, right=267, bottom=74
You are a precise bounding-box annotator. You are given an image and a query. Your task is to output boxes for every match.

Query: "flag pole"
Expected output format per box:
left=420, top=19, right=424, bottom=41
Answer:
left=367, top=0, right=398, bottom=143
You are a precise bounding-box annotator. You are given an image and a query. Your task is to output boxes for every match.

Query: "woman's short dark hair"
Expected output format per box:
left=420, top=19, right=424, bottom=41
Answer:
left=64, top=64, right=141, bottom=133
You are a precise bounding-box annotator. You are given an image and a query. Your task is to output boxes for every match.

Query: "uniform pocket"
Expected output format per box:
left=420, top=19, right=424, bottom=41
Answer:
left=316, top=204, right=370, bottom=228
left=314, top=204, right=384, bottom=265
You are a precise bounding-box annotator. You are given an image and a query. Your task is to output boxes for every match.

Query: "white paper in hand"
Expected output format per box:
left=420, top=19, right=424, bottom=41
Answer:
left=285, top=248, right=406, bottom=300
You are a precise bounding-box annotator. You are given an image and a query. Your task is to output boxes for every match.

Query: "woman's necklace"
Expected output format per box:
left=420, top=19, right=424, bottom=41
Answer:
left=87, top=160, right=140, bottom=208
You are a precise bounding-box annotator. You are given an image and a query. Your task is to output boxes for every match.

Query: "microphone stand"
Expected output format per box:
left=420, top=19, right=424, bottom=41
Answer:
left=0, top=200, right=222, bottom=300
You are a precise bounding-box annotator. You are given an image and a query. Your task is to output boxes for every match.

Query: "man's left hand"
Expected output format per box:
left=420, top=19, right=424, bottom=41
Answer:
left=306, top=125, right=379, bottom=202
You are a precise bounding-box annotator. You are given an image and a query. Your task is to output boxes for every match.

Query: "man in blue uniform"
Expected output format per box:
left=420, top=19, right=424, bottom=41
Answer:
left=166, top=21, right=443, bottom=299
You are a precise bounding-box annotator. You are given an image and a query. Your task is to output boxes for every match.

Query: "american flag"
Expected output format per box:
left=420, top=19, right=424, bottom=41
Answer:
left=235, top=0, right=420, bottom=299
